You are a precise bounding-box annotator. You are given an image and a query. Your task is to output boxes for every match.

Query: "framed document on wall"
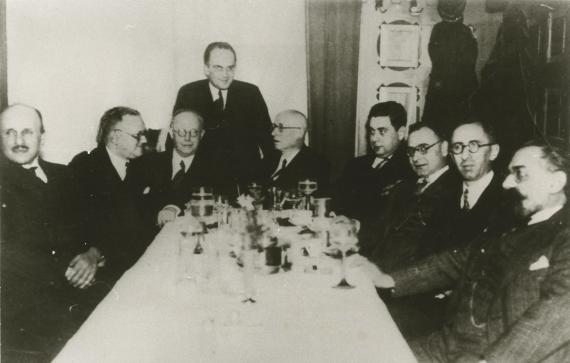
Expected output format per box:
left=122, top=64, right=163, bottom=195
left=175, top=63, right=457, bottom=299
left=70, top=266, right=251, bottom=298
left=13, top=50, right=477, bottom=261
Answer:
left=378, top=23, right=420, bottom=68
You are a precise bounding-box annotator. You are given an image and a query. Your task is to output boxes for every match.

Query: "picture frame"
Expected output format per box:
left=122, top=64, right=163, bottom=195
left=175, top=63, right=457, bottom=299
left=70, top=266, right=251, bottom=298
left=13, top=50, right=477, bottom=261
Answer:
left=378, top=84, right=418, bottom=126
left=378, top=23, right=420, bottom=68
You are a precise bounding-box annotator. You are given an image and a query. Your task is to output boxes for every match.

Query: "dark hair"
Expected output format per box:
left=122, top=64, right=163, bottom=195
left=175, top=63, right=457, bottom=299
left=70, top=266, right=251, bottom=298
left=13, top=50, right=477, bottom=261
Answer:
left=408, top=121, right=445, bottom=140
left=523, top=137, right=570, bottom=175
left=366, top=101, right=407, bottom=130
left=453, top=117, right=497, bottom=144
left=203, top=42, right=237, bottom=65
left=96, top=106, right=140, bottom=146
left=171, top=108, right=205, bottom=129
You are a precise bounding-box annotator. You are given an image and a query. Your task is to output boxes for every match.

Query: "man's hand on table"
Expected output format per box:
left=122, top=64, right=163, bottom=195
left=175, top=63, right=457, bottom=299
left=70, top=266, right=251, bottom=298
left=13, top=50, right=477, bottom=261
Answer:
left=157, top=205, right=180, bottom=227
left=66, top=247, right=102, bottom=289
left=349, top=254, right=395, bottom=288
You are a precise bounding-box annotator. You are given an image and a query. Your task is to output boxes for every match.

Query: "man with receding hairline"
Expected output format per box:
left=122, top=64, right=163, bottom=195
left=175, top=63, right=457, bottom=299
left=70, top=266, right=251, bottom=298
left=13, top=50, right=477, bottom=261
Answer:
left=172, top=41, right=273, bottom=192
left=0, top=104, right=93, bottom=360
left=261, top=109, right=329, bottom=192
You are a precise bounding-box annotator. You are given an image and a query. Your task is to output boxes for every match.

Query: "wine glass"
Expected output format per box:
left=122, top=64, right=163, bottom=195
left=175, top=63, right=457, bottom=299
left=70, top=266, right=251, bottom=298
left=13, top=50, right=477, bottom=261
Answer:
left=329, top=216, right=359, bottom=289
left=298, top=179, right=318, bottom=210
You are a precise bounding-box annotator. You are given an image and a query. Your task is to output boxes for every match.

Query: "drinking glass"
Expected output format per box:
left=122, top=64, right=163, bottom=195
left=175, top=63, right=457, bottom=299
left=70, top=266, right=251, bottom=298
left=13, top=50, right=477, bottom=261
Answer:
left=329, top=216, right=359, bottom=289
left=187, top=186, right=215, bottom=254
left=298, top=179, right=318, bottom=210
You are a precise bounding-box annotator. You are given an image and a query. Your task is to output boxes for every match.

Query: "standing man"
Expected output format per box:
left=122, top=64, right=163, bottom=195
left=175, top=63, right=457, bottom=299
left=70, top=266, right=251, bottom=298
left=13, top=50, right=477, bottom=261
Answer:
left=262, top=109, right=329, bottom=192
left=142, top=108, right=215, bottom=227
left=359, top=139, right=570, bottom=362
left=173, top=42, right=273, bottom=193
left=334, top=101, right=414, bottom=220
left=0, top=104, right=92, bottom=360
left=69, top=106, right=153, bottom=284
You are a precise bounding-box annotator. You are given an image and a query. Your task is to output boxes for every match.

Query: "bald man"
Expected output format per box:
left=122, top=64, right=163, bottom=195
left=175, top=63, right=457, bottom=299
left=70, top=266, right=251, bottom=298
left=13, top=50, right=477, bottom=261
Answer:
left=0, top=104, right=92, bottom=360
left=262, top=110, right=330, bottom=193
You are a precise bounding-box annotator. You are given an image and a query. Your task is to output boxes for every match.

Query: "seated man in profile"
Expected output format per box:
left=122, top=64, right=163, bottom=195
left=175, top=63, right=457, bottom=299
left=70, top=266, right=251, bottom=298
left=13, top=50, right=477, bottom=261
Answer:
left=358, top=139, right=570, bottom=363
left=334, top=101, right=414, bottom=220
left=261, top=109, right=330, bottom=193
left=0, top=104, right=96, bottom=361
left=142, top=108, right=216, bottom=227
left=69, top=106, right=154, bottom=284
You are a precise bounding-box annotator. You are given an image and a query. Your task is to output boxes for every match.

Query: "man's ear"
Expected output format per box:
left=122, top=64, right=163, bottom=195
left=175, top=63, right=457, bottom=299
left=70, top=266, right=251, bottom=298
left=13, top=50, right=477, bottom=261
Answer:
left=397, top=126, right=406, bottom=141
left=550, top=170, right=567, bottom=194
left=203, top=64, right=209, bottom=77
left=489, top=144, right=500, bottom=161
left=440, top=140, right=449, bottom=157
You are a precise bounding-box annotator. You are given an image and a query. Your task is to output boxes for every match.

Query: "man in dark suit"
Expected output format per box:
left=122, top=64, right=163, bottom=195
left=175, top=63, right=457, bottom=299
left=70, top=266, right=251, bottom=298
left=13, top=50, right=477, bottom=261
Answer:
left=261, top=109, right=329, bottom=193
left=358, top=139, right=570, bottom=363
left=69, top=106, right=153, bottom=285
left=140, top=108, right=215, bottom=228
left=0, top=104, right=94, bottom=361
left=172, top=42, right=273, bottom=193
left=333, top=101, right=414, bottom=220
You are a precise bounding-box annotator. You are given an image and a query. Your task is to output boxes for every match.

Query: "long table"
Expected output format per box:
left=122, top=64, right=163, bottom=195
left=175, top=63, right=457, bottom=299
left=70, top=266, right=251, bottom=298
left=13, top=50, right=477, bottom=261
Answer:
left=54, top=216, right=417, bottom=363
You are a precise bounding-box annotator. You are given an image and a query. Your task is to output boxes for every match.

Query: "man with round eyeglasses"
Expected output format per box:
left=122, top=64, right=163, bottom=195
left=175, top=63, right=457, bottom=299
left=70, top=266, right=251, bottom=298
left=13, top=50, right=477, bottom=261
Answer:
left=140, top=109, right=217, bottom=228
left=260, top=109, right=329, bottom=192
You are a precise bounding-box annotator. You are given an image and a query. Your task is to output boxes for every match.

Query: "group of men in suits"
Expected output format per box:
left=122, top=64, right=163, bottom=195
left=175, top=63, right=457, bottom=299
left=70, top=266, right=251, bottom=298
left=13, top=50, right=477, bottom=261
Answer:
left=2, top=39, right=569, bottom=363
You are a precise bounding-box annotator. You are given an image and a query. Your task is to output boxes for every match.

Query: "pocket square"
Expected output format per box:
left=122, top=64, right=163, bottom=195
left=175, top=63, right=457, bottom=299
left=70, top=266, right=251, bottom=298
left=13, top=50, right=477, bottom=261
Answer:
left=529, top=255, right=550, bottom=271
left=143, top=186, right=151, bottom=195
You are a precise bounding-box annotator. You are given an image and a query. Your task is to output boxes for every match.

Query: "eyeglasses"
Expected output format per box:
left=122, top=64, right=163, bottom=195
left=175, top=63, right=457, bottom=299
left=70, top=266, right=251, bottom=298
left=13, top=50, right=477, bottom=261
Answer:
left=113, top=129, right=146, bottom=142
left=172, top=129, right=201, bottom=138
left=406, top=141, right=441, bottom=157
left=4, top=128, right=37, bottom=138
left=450, top=141, right=493, bottom=155
left=272, top=124, right=303, bottom=132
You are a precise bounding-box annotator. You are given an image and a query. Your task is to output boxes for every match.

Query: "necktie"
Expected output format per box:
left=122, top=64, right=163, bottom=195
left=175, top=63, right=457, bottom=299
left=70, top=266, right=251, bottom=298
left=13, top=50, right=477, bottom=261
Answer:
left=214, top=89, right=224, bottom=113
left=462, top=188, right=470, bottom=211
left=272, top=159, right=287, bottom=180
left=415, top=177, right=428, bottom=195
left=23, top=166, right=40, bottom=181
left=172, top=160, right=186, bottom=189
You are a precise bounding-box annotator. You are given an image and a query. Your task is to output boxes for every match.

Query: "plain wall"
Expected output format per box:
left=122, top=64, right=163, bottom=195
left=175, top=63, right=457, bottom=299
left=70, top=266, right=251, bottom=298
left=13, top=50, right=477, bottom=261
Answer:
left=6, top=0, right=307, bottom=163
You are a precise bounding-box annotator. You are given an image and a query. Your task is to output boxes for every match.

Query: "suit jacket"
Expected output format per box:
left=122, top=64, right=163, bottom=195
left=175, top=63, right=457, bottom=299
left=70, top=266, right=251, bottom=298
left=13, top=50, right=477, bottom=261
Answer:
left=68, top=147, right=154, bottom=281
left=261, top=146, right=330, bottom=194
left=391, top=207, right=570, bottom=363
left=369, top=168, right=459, bottom=270
left=173, top=79, right=273, bottom=189
left=333, top=146, right=415, bottom=220
left=0, top=158, right=84, bottom=358
left=138, top=149, right=216, bottom=216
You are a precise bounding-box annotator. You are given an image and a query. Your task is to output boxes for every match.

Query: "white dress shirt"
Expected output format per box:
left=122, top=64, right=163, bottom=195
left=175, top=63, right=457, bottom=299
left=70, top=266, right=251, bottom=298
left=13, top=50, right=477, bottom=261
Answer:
left=171, top=153, right=195, bottom=179
left=273, top=148, right=300, bottom=176
left=421, top=165, right=449, bottom=191
left=23, top=158, right=48, bottom=183
left=371, top=154, right=393, bottom=169
left=461, top=171, right=494, bottom=209
left=106, top=147, right=129, bottom=181
left=528, top=204, right=564, bottom=225
left=209, top=83, right=228, bottom=109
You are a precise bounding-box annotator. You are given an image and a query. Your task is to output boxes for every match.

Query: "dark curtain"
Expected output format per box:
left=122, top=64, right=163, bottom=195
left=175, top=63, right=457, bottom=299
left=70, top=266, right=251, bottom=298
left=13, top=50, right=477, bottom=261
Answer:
left=306, top=0, right=362, bottom=179
left=0, top=0, right=6, bottom=110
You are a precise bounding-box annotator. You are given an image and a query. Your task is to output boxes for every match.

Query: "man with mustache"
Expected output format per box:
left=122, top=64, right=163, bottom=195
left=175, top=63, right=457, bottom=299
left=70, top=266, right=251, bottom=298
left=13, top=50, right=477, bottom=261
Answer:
left=0, top=104, right=93, bottom=361
left=358, top=138, right=570, bottom=362
left=333, top=101, right=414, bottom=221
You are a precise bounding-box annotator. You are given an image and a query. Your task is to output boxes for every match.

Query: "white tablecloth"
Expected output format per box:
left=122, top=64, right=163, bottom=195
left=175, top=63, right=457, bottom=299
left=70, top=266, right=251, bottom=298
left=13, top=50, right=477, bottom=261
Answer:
left=54, top=217, right=417, bottom=363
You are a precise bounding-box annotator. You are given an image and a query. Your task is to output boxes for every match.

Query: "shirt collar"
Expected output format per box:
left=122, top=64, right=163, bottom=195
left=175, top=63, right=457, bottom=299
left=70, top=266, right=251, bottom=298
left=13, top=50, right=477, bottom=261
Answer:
left=462, top=171, right=494, bottom=207
left=371, top=154, right=393, bottom=168
left=424, top=165, right=449, bottom=185
left=279, top=148, right=301, bottom=167
left=22, top=157, right=48, bottom=183
left=208, top=82, right=228, bottom=106
left=106, top=147, right=129, bottom=180
left=528, top=204, right=564, bottom=225
left=172, top=151, right=195, bottom=175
